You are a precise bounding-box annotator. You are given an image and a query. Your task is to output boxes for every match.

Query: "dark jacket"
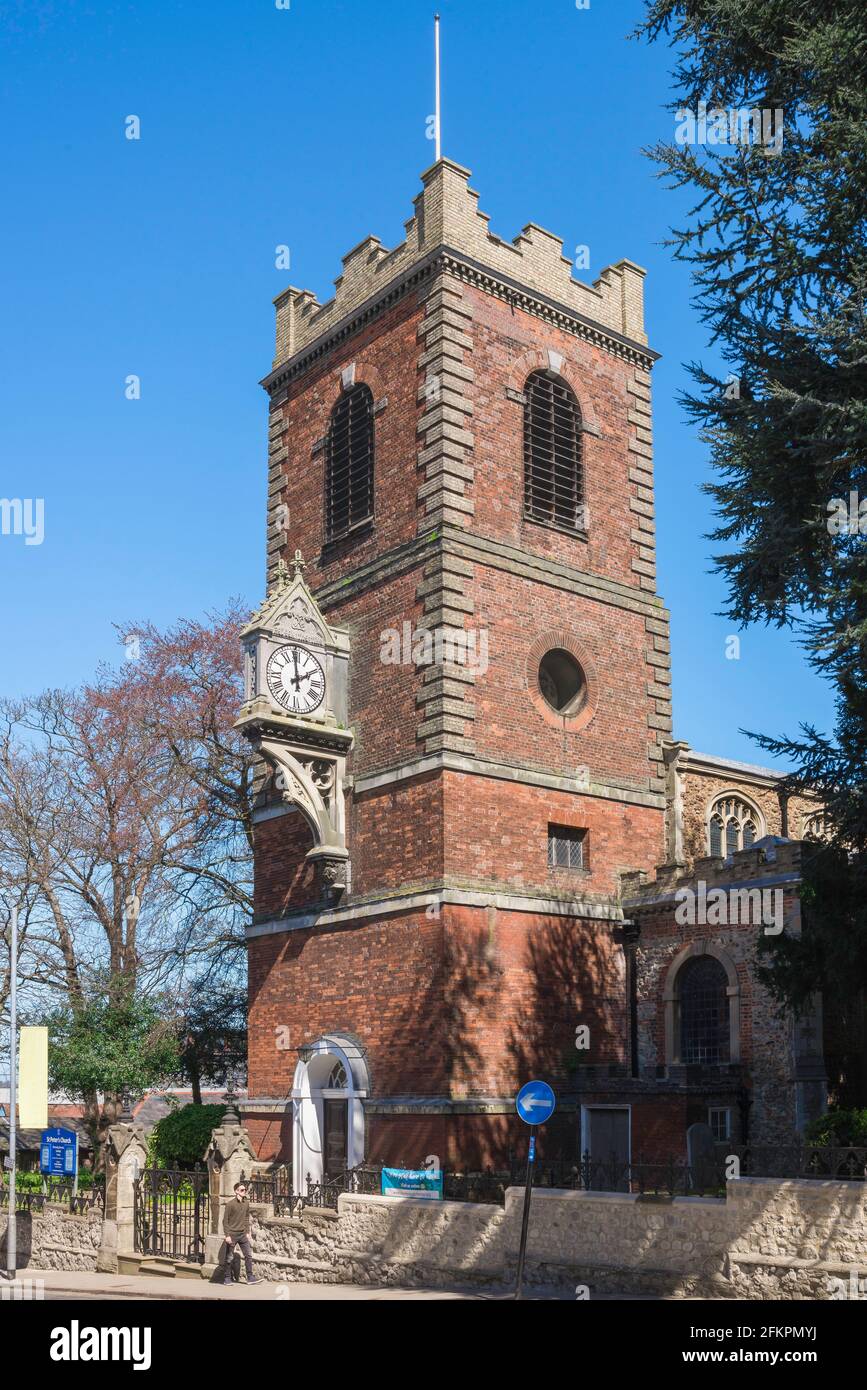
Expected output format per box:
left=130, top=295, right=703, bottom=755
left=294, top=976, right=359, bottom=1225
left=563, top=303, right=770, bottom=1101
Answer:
left=223, top=1197, right=251, bottom=1237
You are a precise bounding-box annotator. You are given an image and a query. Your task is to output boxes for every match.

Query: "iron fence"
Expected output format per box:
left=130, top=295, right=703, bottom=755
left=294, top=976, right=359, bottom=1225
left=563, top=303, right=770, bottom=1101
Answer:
left=729, top=1144, right=867, bottom=1182
left=241, top=1165, right=302, bottom=1217
left=0, top=1176, right=105, bottom=1214
left=297, top=1144, right=867, bottom=1209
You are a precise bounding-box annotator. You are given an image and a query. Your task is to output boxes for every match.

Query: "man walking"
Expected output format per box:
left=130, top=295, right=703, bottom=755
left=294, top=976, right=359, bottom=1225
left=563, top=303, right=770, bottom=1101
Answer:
left=222, top=1180, right=260, bottom=1286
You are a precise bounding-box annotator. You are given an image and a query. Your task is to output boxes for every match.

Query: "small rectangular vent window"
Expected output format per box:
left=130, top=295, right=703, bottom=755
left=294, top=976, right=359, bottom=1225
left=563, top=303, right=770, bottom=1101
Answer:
left=548, top=824, right=587, bottom=871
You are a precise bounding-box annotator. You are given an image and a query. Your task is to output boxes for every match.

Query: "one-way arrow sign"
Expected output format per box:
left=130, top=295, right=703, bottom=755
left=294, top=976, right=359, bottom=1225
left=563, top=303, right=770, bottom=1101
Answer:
left=515, top=1080, right=556, bottom=1126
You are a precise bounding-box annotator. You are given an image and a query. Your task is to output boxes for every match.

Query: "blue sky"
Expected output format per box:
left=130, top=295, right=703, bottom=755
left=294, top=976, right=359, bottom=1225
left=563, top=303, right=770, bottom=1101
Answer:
left=0, top=0, right=834, bottom=766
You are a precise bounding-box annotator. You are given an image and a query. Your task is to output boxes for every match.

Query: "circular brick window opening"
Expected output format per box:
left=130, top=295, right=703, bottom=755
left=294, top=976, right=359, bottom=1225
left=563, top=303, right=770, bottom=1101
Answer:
left=538, top=649, right=587, bottom=717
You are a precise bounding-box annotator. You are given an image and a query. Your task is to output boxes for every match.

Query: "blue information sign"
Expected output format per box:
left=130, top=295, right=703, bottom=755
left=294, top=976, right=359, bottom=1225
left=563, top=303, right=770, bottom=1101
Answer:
left=40, top=1127, right=78, bottom=1177
left=381, top=1167, right=443, bottom=1200
left=515, top=1080, right=556, bottom=1127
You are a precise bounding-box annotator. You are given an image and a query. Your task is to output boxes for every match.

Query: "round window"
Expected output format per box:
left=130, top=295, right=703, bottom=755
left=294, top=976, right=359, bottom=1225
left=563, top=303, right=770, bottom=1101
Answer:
left=538, top=649, right=586, bottom=715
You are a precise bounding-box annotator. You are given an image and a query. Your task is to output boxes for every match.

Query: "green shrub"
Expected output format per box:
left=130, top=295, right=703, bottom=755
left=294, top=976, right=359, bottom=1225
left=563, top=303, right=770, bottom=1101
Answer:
left=12, top=1171, right=44, bottom=1192
left=150, top=1103, right=226, bottom=1167
left=805, top=1108, right=867, bottom=1147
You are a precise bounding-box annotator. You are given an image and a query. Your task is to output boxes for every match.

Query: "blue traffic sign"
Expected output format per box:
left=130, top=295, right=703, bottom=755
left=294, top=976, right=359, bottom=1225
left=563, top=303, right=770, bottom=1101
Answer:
left=515, top=1080, right=556, bottom=1126
left=40, top=1127, right=77, bottom=1177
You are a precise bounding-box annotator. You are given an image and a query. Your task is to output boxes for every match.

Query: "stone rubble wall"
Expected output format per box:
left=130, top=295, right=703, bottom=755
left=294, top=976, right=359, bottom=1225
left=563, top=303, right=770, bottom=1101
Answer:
left=6, top=1176, right=865, bottom=1298
left=247, top=1176, right=867, bottom=1299
left=0, top=1204, right=102, bottom=1272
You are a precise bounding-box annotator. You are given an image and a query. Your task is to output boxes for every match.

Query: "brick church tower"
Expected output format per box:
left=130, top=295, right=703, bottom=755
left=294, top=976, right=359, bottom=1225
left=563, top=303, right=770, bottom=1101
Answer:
left=238, top=159, right=671, bottom=1179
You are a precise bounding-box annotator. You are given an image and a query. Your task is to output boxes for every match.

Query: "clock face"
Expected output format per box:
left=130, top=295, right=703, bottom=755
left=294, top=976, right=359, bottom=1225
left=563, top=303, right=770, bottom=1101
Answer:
left=266, top=644, right=326, bottom=716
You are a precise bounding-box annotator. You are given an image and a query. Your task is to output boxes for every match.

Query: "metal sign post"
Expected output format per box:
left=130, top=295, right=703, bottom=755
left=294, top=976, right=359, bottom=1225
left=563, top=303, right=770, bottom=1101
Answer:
left=6, top=905, right=18, bottom=1280
left=514, top=1080, right=556, bottom=1300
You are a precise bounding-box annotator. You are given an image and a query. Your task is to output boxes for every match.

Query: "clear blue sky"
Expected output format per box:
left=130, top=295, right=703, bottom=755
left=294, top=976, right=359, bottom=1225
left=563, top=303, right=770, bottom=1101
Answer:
left=0, top=0, right=834, bottom=767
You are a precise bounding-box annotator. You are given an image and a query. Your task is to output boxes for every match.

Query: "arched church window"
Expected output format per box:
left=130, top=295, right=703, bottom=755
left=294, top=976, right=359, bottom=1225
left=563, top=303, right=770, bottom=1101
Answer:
left=678, top=955, right=730, bottom=1066
left=523, top=370, right=585, bottom=532
left=326, top=383, right=374, bottom=539
left=708, top=795, right=761, bottom=856
left=803, top=810, right=831, bottom=841
left=325, top=1061, right=348, bottom=1090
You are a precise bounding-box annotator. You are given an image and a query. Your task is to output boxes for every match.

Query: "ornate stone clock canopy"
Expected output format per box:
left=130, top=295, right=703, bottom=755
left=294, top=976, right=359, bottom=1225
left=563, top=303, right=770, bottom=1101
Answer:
left=235, top=551, right=353, bottom=893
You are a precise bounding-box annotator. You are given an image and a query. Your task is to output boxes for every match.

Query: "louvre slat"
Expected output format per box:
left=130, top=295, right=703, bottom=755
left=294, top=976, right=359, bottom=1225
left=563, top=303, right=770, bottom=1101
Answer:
left=326, top=384, right=375, bottom=537
left=524, top=370, right=584, bottom=530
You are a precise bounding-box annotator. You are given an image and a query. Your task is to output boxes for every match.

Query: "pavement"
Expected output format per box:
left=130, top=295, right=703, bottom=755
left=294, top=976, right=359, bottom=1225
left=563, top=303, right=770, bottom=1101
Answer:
left=4, top=1268, right=518, bottom=1301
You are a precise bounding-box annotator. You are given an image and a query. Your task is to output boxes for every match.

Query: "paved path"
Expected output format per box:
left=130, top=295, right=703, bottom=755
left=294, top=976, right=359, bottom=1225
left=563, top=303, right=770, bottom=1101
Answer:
left=6, top=1268, right=663, bottom=1301
left=7, top=1268, right=512, bottom=1301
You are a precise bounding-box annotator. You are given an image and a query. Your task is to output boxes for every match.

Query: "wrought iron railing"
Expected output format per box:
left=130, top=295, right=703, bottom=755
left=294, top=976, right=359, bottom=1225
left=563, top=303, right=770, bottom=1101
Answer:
left=241, top=1165, right=302, bottom=1217
left=0, top=1176, right=105, bottom=1214
left=728, top=1144, right=867, bottom=1181
left=297, top=1144, right=867, bottom=1208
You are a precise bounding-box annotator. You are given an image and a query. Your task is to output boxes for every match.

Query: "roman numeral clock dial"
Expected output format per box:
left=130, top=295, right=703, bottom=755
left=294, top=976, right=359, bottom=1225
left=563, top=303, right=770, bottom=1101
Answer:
left=266, top=644, right=326, bottom=716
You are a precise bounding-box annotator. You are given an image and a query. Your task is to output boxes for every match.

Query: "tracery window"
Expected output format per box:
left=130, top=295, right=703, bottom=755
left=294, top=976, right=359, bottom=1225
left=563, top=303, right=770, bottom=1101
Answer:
left=803, top=811, right=832, bottom=841
left=708, top=795, right=760, bottom=857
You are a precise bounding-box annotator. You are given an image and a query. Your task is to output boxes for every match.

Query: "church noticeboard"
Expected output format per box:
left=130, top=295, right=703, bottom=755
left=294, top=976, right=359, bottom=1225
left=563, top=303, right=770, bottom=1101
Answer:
left=40, top=1127, right=78, bottom=1177
left=381, top=1167, right=443, bottom=1200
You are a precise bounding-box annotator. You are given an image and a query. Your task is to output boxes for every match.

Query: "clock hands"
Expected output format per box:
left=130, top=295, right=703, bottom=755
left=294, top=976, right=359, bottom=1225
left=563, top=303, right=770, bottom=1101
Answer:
left=267, top=645, right=325, bottom=713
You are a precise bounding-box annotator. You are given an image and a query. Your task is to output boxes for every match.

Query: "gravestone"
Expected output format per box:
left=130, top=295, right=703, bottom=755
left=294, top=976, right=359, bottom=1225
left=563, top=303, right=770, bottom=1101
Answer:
left=687, top=1121, right=718, bottom=1191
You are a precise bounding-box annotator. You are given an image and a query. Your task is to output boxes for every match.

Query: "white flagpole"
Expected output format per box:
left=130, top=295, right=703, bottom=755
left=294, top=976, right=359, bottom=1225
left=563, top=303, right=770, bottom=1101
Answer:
left=434, top=13, right=442, bottom=162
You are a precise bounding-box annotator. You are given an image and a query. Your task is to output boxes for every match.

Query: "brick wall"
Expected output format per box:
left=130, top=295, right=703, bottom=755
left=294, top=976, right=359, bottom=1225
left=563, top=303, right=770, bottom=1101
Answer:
left=247, top=906, right=447, bottom=1102
left=442, top=771, right=663, bottom=899
left=253, top=811, right=318, bottom=921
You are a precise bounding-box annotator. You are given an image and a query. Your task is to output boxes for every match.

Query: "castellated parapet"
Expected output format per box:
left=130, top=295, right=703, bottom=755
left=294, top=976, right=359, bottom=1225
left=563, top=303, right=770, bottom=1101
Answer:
left=621, top=836, right=803, bottom=911
left=272, top=158, right=648, bottom=369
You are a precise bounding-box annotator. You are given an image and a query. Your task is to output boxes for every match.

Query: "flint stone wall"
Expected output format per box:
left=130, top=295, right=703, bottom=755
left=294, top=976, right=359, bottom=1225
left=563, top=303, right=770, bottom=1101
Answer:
left=247, top=1176, right=867, bottom=1299
left=0, top=1204, right=102, bottom=1272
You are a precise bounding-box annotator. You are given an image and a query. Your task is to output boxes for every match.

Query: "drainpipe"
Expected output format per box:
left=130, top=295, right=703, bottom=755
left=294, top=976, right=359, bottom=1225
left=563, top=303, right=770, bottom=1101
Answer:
left=623, top=919, right=641, bottom=1079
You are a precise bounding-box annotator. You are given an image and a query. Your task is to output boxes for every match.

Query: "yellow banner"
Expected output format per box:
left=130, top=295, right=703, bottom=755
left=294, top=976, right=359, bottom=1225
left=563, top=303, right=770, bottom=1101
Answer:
left=19, top=1026, right=48, bottom=1129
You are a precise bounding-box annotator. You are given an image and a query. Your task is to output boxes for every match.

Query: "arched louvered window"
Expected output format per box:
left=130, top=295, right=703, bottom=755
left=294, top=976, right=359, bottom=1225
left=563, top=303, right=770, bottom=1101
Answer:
left=708, top=795, right=760, bottom=857
left=678, top=956, right=730, bottom=1066
left=523, top=370, right=585, bottom=531
left=326, top=383, right=374, bottom=539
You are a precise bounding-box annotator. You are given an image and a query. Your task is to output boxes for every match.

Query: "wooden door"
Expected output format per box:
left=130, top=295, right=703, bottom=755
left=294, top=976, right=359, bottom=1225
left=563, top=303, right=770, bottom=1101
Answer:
left=585, top=1107, right=630, bottom=1190
left=323, top=1099, right=348, bottom=1178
